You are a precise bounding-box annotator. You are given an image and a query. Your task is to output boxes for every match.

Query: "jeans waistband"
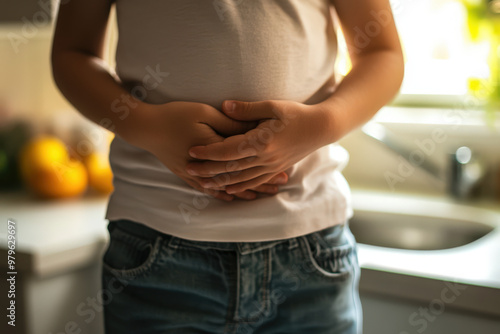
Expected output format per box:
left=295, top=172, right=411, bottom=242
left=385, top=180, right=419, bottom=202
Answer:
left=109, top=219, right=345, bottom=254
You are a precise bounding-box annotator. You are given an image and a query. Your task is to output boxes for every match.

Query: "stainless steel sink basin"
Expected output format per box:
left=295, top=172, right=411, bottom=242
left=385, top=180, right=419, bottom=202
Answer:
left=349, top=210, right=495, bottom=250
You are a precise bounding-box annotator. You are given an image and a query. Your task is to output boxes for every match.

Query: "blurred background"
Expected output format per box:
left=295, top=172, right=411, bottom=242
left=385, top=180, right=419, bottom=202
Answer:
left=0, top=1, right=500, bottom=334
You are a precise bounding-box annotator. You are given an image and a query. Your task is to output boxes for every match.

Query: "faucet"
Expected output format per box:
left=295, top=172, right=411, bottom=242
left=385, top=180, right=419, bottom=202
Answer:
left=361, top=122, right=485, bottom=200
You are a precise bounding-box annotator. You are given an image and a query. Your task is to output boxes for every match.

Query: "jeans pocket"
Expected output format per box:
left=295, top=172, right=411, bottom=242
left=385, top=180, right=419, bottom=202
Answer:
left=102, top=222, right=163, bottom=279
left=301, top=223, right=356, bottom=281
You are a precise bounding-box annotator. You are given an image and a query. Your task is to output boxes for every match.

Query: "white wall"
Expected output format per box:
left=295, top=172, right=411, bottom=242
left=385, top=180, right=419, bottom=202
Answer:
left=0, top=6, right=117, bottom=127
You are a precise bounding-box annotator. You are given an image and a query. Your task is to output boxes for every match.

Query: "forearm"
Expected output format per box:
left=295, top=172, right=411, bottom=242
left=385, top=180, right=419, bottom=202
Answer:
left=51, top=51, right=146, bottom=146
left=315, top=49, right=404, bottom=146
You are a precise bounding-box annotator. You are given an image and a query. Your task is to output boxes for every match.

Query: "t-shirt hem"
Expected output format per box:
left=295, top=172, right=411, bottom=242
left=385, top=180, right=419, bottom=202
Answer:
left=105, top=203, right=353, bottom=242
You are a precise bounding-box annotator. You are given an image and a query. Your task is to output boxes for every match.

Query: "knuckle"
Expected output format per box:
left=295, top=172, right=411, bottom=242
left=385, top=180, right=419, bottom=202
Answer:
left=197, top=104, right=214, bottom=119
left=266, top=101, right=280, bottom=116
left=263, top=100, right=274, bottom=109
left=225, top=160, right=240, bottom=173
left=261, top=150, right=276, bottom=164
left=261, top=141, right=272, bottom=153
left=213, top=173, right=230, bottom=186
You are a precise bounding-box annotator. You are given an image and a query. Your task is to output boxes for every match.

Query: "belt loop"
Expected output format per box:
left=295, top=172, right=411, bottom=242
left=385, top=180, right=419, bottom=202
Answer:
left=288, top=237, right=298, bottom=250
left=168, top=235, right=181, bottom=249
left=237, top=242, right=249, bottom=255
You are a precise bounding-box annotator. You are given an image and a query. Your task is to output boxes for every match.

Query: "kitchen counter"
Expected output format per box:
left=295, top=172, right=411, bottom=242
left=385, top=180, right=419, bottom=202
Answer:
left=0, top=191, right=109, bottom=334
left=0, top=191, right=109, bottom=278
left=354, top=191, right=500, bottom=286
left=350, top=190, right=500, bottom=319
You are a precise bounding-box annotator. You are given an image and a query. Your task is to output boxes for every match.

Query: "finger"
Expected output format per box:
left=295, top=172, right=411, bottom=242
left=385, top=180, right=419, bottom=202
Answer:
left=231, top=190, right=257, bottom=200
left=189, top=129, right=263, bottom=161
left=213, top=181, right=280, bottom=195
left=196, top=123, right=226, bottom=144
left=266, top=172, right=288, bottom=185
left=198, top=166, right=269, bottom=189
left=224, top=173, right=277, bottom=194
left=221, top=100, right=280, bottom=121
left=186, top=157, right=259, bottom=177
left=189, top=127, right=264, bottom=161
left=248, top=184, right=279, bottom=195
left=204, top=107, right=257, bottom=137
left=209, top=181, right=280, bottom=195
left=201, top=187, right=233, bottom=201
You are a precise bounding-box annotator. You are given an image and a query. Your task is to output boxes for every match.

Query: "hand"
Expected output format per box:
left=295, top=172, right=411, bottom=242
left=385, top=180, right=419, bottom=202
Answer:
left=230, top=171, right=289, bottom=200
left=128, top=101, right=288, bottom=201
left=185, top=100, right=329, bottom=194
left=129, top=101, right=251, bottom=201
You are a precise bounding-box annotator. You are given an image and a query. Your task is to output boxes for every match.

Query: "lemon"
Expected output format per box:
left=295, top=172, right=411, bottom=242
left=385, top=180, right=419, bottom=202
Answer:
left=31, top=158, right=88, bottom=198
left=84, top=152, right=114, bottom=195
left=19, top=136, right=88, bottom=199
left=20, top=136, right=68, bottom=177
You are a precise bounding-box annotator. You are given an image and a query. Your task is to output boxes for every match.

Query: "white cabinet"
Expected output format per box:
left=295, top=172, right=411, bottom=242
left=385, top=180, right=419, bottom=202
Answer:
left=0, top=194, right=109, bottom=334
left=359, top=269, right=500, bottom=334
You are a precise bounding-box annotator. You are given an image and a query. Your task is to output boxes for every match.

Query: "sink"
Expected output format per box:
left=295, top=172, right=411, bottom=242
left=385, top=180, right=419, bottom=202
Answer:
left=349, top=210, right=495, bottom=250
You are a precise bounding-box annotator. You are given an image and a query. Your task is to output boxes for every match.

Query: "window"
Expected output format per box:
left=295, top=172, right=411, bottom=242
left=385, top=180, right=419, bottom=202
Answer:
left=335, top=0, right=495, bottom=108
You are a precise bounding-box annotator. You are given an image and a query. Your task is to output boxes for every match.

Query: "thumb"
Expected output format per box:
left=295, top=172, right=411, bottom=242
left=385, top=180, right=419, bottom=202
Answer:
left=207, top=111, right=257, bottom=137
left=222, top=100, right=278, bottom=121
left=267, top=172, right=288, bottom=185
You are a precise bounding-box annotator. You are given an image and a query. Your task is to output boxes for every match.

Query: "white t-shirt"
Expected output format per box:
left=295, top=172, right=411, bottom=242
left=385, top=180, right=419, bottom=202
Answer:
left=105, top=0, right=353, bottom=242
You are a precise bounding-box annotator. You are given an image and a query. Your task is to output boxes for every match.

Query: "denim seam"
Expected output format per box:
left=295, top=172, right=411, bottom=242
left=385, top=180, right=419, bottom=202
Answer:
left=231, top=249, right=272, bottom=324
left=264, top=248, right=271, bottom=318
left=102, top=235, right=163, bottom=278
left=235, top=251, right=240, bottom=322
left=223, top=252, right=240, bottom=334
left=261, top=249, right=269, bottom=321
left=299, top=236, right=351, bottom=281
left=312, top=232, right=354, bottom=259
left=238, top=241, right=285, bottom=255
left=348, top=231, right=363, bottom=334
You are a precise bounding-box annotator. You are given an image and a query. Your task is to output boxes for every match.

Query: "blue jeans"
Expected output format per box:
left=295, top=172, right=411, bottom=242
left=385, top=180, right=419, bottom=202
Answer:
left=101, top=219, right=362, bottom=334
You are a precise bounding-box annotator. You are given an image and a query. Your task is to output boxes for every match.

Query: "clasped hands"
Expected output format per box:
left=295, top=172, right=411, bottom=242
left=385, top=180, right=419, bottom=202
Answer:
left=137, top=99, right=327, bottom=202
left=183, top=99, right=327, bottom=201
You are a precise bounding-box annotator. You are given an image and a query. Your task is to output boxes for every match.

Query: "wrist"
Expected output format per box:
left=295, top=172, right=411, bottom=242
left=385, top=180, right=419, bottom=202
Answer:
left=114, top=99, right=154, bottom=149
left=306, top=102, right=341, bottom=147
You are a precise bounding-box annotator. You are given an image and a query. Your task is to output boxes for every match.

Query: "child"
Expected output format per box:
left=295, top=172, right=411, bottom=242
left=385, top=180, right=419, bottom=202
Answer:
left=52, top=0, right=403, bottom=333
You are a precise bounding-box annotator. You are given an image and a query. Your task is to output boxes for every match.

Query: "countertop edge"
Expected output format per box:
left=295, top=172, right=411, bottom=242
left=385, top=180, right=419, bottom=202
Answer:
left=359, top=268, right=500, bottom=318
